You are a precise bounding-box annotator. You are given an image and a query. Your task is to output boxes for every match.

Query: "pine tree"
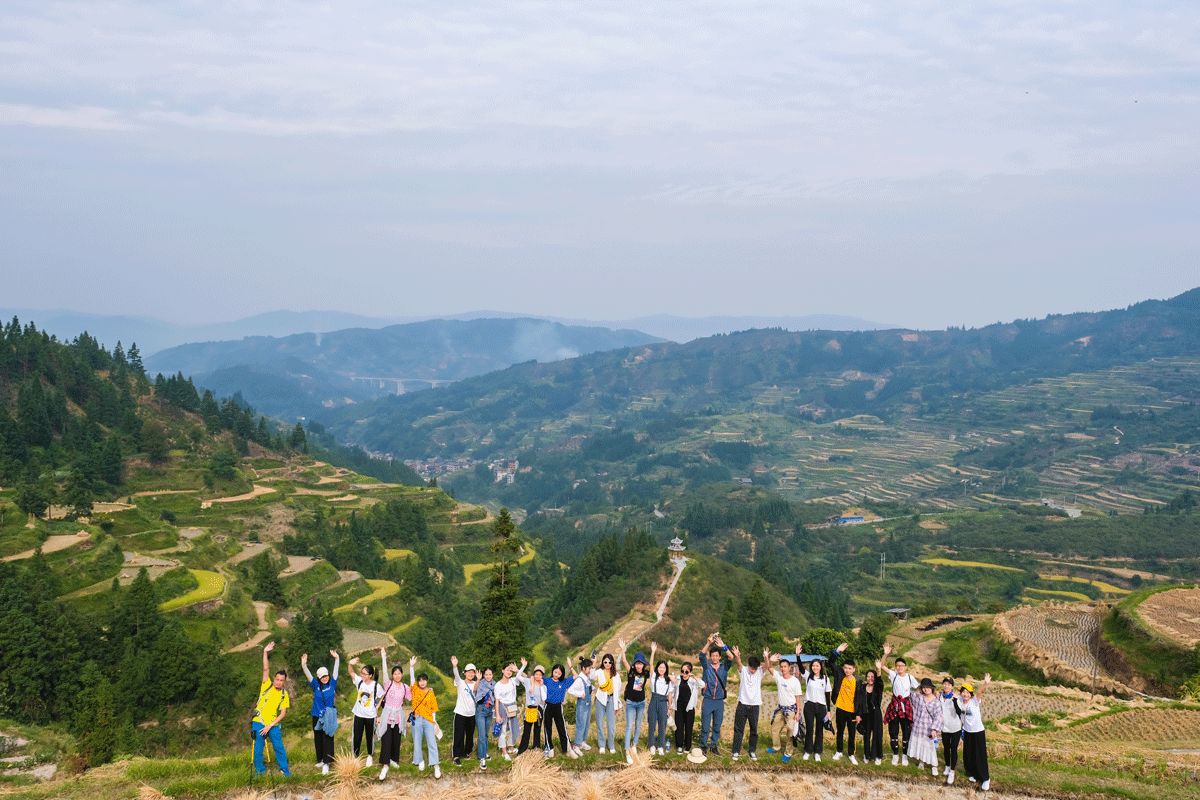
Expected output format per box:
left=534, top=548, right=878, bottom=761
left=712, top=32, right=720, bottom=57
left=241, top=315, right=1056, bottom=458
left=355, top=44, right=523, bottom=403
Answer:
left=470, top=508, right=527, bottom=668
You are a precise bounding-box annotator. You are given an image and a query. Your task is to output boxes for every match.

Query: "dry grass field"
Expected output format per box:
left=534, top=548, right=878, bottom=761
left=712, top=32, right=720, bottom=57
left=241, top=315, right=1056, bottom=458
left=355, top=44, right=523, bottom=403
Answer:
left=1058, top=708, right=1200, bottom=748
left=1134, top=587, right=1200, bottom=648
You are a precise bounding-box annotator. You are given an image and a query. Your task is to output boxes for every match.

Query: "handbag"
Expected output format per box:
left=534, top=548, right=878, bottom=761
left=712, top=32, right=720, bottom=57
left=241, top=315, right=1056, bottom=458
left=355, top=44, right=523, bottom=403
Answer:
left=506, top=702, right=519, bottom=718
left=525, top=707, right=540, bottom=724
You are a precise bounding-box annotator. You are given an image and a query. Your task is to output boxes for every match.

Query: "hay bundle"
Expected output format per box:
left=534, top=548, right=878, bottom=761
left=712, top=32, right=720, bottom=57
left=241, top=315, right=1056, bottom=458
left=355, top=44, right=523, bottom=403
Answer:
left=601, top=750, right=692, bottom=800
left=138, top=785, right=167, bottom=800
left=496, top=751, right=574, bottom=800
left=579, top=774, right=604, bottom=800
left=744, top=772, right=775, bottom=794
left=331, top=751, right=366, bottom=800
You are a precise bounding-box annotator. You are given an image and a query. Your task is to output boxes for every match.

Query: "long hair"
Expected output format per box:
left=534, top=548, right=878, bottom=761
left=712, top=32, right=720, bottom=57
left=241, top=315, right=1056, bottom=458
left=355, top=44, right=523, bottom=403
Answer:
left=600, top=653, right=617, bottom=677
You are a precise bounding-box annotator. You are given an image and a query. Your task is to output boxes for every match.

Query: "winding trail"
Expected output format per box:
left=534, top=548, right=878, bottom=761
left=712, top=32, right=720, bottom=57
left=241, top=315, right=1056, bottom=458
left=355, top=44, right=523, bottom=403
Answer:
left=226, top=601, right=272, bottom=653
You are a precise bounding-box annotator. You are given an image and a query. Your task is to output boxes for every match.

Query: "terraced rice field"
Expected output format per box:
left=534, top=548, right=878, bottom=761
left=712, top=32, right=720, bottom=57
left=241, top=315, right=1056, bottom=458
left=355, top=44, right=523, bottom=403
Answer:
left=922, top=558, right=1024, bottom=572
left=985, top=686, right=1093, bottom=720
left=1135, top=587, right=1200, bottom=648
left=1041, top=575, right=1129, bottom=594
left=1004, top=607, right=1104, bottom=675
left=1060, top=708, right=1200, bottom=747
left=1026, top=588, right=1091, bottom=602
left=160, top=569, right=226, bottom=611
left=335, top=578, right=400, bottom=612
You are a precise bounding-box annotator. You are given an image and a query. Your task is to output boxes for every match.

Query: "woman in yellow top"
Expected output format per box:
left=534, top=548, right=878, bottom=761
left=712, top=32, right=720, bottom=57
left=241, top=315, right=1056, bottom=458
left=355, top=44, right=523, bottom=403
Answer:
left=252, top=642, right=291, bottom=776
left=409, top=655, right=441, bottom=779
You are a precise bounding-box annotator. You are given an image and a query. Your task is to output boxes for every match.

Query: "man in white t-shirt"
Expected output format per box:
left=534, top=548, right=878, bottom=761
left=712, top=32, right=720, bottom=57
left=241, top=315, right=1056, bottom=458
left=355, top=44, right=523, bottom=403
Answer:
left=729, top=645, right=765, bottom=761
left=766, top=644, right=805, bottom=762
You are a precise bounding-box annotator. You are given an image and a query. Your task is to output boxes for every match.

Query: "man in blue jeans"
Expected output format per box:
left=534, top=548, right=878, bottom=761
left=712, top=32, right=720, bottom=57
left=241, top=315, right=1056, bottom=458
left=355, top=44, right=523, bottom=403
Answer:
left=571, top=657, right=595, bottom=752
left=253, top=641, right=292, bottom=776
left=698, top=633, right=732, bottom=755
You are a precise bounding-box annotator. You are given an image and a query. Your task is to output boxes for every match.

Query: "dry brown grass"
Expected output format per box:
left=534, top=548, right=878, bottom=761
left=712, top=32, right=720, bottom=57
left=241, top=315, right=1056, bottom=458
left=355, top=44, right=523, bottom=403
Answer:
left=602, top=748, right=693, bottom=800
left=495, top=751, right=574, bottom=800
left=137, top=785, right=167, bottom=800
left=331, top=751, right=366, bottom=800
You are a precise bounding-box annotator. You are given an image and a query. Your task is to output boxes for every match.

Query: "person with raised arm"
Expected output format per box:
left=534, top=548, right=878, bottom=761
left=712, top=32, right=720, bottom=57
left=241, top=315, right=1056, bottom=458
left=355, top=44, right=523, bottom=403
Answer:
left=517, top=660, right=547, bottom=755
left=765, top=643, right=804, bottom=762
left=956, top=673, right=992, bottom=791
left=300, top=649, right=339, bottom=775
left=591, top=652, right=621, bottom=755
left=450, top=655, right=479, bottom=767
left=619, top=637, right=650, bottom=763
left=347, top=654, right=381, bottom=765
left=729, top=644, right=765, bottom=762
left=473, top=666, right=497, bottom=769
left=697, top=632, right=732, bottom=755
left=828, top=641, right=865, bottom=765
left=376, top=647, right=412, bottom=781
left=409, top=655, right=441, bottom=778
left=876, top=643, right=918, bottom=765
left=800, top=654, right=832, bottom=761
left=542, top=663, right=578, bottom=758
left=645, top=643, right=674, bottom=756
left=493, top=660, right=526, bottom=760
left=568, top=653, right=596, bottom=754
left=860, top=668, right=885, bottom=765
left=670, top=657, right=704, bottom=755
left=252, top=642, right=291, bottom=777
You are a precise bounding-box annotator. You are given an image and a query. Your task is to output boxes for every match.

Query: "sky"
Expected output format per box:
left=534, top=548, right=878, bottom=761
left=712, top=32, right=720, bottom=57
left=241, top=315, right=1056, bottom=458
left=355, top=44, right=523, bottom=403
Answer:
left=2, top=1, right=1198, bottom=331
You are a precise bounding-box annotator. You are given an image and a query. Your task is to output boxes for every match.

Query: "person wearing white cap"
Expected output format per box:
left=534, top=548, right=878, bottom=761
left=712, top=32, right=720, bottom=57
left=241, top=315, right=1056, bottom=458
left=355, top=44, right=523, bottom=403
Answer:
left=301, top=649, right=340, bottom=774
left=450, top=655, right=479, bottom=767
left=516, top=662, right=548, bottom=754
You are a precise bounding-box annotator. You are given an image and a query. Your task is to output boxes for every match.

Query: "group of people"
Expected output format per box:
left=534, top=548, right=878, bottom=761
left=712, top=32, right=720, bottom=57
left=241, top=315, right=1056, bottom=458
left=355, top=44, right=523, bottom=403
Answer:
left=253, top=635, right=992, bottom=791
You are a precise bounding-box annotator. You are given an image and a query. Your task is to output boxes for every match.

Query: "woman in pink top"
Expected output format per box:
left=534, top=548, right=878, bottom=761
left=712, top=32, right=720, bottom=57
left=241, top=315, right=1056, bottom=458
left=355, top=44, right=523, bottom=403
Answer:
left=375, top=647, right=412, bottom=781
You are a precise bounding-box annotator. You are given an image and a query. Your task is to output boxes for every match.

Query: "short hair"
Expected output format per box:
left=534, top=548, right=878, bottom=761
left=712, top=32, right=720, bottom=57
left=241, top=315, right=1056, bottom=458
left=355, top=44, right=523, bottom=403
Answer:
left=894, top=657, right=907, bottom=666
left=747, top=656, right=761, bottom=670
left=942, top=676, right=954, bottom=685
left=417, top=672, right=429, bottom=683
left=580, top=658, right=594, bottom=669
left=274, top=669, right=287, bottom=680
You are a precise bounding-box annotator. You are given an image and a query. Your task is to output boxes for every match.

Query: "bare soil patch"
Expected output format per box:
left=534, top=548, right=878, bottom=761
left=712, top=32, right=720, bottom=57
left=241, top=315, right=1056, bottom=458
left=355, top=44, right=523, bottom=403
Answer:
left=280, top=555, right=322, bottom=576
left=2, top=531, right=90, bottom=561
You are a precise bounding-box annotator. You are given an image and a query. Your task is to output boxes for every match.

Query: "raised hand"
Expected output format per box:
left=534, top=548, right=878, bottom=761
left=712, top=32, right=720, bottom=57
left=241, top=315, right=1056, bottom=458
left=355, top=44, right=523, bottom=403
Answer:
left=520, top=657, right=528, bottom=669
left=984, top=673, right=992, bottom=683
left=264, top=641, right=275, bottom=653
left=349, top=656, right=360, bottom=667
left=731, top=645, right=741, bottom=659
left=882, top=643, right=892, bottom=657
left=330, top=649, right=339, bottom=659
left=795, top=642, right=803, bottom=655
left=301, top=653, right=308, bottom=665
left=837, top=642, right=849, bottom=653
left=409, top=655, right=418, bottom=667
left=451, top=655, right=459, bottom=668
left=769, top=653, right=781, bottom=663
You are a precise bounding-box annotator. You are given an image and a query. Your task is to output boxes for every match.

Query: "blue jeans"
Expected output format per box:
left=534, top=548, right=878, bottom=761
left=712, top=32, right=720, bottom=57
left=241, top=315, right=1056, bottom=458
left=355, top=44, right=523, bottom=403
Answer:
left=700, top=696, right=725, bottom=751
left=252, top=721, right=290, bottom=775
left=647, top=694, right=670, bottom=749
left=595, top=698, right=616, bottom=750
left=412, top=715, right=440, bottom=766
left=475, top=706, right=493, bottom=760
left=574, top=696, right=592, bottom=747
left=624, top=700, right=646, bottom=751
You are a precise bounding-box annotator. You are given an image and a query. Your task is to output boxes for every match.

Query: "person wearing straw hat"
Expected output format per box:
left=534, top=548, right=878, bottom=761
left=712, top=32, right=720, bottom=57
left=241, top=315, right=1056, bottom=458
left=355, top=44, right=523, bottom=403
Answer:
left=907, top=677, right=943, bottom=776
left=956, top=674, right=991, bottom=791
left=252, top=642, right=291, bottom=777
left=450, top=655, right=479, bottom=767
left=300, top=649, right=339, bottom=775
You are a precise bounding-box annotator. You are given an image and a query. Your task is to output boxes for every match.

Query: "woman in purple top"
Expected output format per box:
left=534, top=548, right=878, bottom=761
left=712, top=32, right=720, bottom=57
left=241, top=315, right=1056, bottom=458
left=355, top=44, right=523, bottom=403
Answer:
left=542, top=664, right=579, bottom=758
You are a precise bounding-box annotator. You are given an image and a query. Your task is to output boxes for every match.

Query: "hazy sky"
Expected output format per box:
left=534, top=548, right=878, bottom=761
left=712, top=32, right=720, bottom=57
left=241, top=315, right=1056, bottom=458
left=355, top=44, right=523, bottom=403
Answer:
left=2, top=1, right=1197, bottom=330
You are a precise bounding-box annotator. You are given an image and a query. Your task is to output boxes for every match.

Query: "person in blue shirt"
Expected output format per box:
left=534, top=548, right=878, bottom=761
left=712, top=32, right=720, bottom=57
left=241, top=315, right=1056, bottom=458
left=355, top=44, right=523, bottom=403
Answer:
left=698, top=633, right=732, bottom=755
left=301, top=649, right=340, bottom=775
left=542, top=664, right=578, bottom=758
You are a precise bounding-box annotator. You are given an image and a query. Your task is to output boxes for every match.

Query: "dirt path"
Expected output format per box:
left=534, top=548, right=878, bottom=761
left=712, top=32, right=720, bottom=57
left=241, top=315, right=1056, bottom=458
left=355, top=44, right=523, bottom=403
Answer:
left=3, top=531, right=90, bottom=561
left=226, top=601, right=272, bottom=654
left=228, top=541, right=272, bottom=565
left=596, top=556, right=689, bottom=656
left=200, top=484, right=276, bottom=508
left=280, top=555, right=322, bottom=576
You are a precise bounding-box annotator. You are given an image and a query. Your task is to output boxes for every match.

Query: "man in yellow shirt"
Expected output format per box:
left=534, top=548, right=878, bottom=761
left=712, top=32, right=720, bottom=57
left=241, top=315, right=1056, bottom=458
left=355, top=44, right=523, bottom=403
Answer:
left=253, top=642, right=292, bottom=776
left=829, top=642, right=864, bottom=764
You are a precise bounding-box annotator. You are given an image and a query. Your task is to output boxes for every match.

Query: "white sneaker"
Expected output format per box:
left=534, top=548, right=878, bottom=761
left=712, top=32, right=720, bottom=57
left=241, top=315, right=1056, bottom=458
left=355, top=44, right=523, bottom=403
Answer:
left=932, top=765, right=939, bottom=776
left=803, top=753, right=811, bottom=761
left=750, top=752, right=757, bottom=761
left=599, top=747, right=606, bottom=754
left=434, top=765, right=441, bottom=779
left=815, top=754, right=822, bottom=762
left=892, top=755, right=899, bottom=765
left=849, top=755, right=858, bottom=765
left=321, top=764, right=329, bottom=775
left=969, top=777, right=977, bottom=783
left=981, top=780, right=990, bottom=791
left=366, top=755, right=373, bottom=767
left=378, top=765, right=388, bottom=781
left=677, top=748, right=683, bottom=754
left=581, top=742, right=592, bottom=751
left=626, top=750, right=634, bottom=764
left=833, top=752, right=842, bottom=761
left=503, top=752, right=512, bottom=761
left=902, top=756, right=909, bottom=766
left=480, top=758, right=487, bottom=770
left=947, top=770, right=955, bottom=785
left=875, top=758, right=882, bottom=765
left=417, top=762, right=425, bottom=771
left=732, top=753, right=740, bottom=761
left=547, top=748, right=554, bottom=757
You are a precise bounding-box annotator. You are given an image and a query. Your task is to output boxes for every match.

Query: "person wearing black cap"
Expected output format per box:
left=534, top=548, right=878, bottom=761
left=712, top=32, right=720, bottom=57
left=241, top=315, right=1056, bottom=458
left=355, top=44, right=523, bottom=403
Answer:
left=956, top=674, right=991, bottom=790
left=907, top=676, right=943, bottom=776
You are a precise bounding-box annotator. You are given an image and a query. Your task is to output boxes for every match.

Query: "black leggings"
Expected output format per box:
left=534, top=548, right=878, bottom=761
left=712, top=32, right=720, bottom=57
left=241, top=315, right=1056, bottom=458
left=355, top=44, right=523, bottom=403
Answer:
left=888, top=717, right=912, bottom=755
left=380, top=723, right=403, bottom=766
left=544, top=702, right=570, bottom=752
left=312, top=715, right=335, bottom=765
left=803, top=702, right=827, bottom=754
left=861, top=709, right=883, bottom=760
left=942, top=729, right=961, bottom=771
left=353, top=716, right=375, bottom=757
left=517, top=713, right=543, bottom=753
left=674, top=707, right=695, bottom=752
left=453, top=713, right=476, bottom=759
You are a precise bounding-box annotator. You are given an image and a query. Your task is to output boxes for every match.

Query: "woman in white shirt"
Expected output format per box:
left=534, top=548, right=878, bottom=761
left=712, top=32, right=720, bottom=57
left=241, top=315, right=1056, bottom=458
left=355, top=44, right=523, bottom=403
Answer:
left=493, top=659, right=525, bottom=760
left=646, top=644, right=674, bottom=756
left=347, top=656, right=381, bottom=766
left=801, top=657, right=832, bottom=760
left=590, top=652, right=621, bottom=754
left=956, top=674, right=991, bottom=791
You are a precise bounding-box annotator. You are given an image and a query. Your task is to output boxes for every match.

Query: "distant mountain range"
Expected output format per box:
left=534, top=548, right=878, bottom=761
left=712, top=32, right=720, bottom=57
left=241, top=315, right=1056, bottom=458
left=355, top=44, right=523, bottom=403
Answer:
left=0, top=307, right=892, bottom=355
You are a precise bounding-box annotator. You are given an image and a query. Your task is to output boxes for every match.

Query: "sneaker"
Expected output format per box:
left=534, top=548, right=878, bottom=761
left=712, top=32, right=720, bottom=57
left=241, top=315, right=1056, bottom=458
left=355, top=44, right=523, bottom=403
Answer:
left=453, top=757, right=461, bottom=766
left=750, top=752, right=757, bottom=761
left=626, top=750, right=634, bottom=764
left=767, top=748, right=775, bottom=754
left=366, top=755, right=373, bottom=767
left=815, top=753, right=822, bottom=762
left=875, top=758, right=882, bottom=765
left=902, top=756, right=909, bottom=766
left=434, top=765, right=441, bottom=779
left=378, top=765, right=389, bottom=781
left=833, top=752, right=842, bottom=761
left=418, top=762, right=425, bottom=771
left=947, top=770, right=955, bottom=785
left=503, top=752, right=512, bottom=761
left=581, top=742, right=592, bottom=751
left=892, top=755, right=899, bottom=766
left=677, top=748, right=684, bottom=754
left=803, top=753, right=811, bottom=761
left=481, top=758, right=487, bottom=770
left=599, top=747, right=606, bottom=754
left=782, top=755, right=791, bottom=763
left=932, top=765, right=939, bottom=777
left=732, top=753, right=740, bottom=761
left=849, top=755, right=858, bottom=765
left=321, top=764, right=329, bottom=775
left=969, top=777, right=977, bottom=783
left=546, top=748, right=553, bottom=757
left=981, top=780, right=990, bottom=791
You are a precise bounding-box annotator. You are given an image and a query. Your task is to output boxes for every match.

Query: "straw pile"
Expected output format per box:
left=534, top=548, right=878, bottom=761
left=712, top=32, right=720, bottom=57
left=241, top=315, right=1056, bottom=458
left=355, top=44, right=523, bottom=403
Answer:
left=138, top=785, right=167, bottom=800
left=601, top=748, right=693, bottom=800
left=331, top=751, right=366, bottom=800
left=495, top=751, right=574, bottom=800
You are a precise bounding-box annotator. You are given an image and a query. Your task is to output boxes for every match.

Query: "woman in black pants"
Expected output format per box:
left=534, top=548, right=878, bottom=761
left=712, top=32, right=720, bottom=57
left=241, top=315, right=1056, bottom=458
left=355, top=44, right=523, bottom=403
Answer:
left=861, top=669, right=885, bottom=765
left=801, top=658, right=832, bottom=760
